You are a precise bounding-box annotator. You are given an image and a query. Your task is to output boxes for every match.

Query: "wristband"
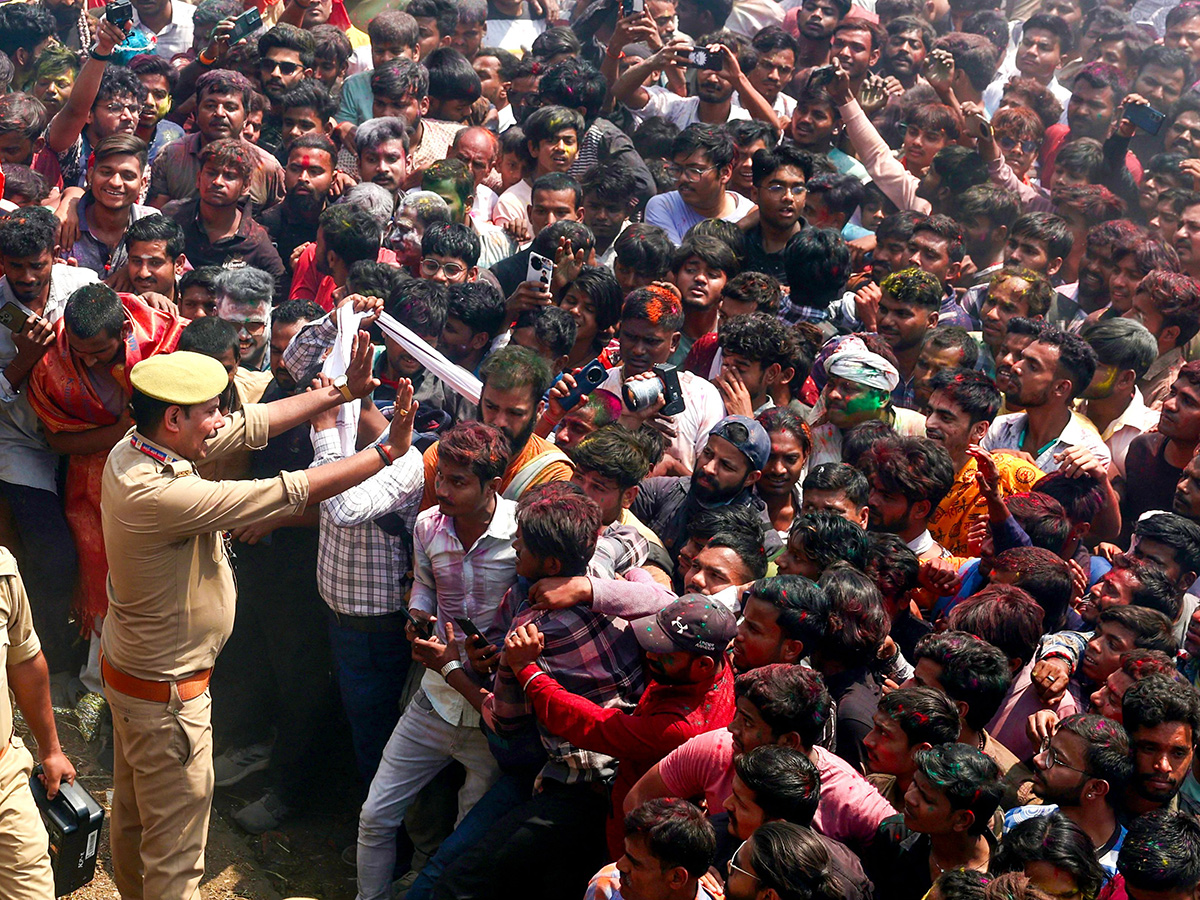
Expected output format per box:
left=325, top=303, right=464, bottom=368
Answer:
left=375, top=444, right=393, bottom=466
left=521, top=669, right=545, bottom=691
left=440, top=660, right=464, bottom=679
left=606, top=47, right=624, bottom=60
left=198, top=48, right=218, bottom=66
left=89, top=46, right=113, bottom=61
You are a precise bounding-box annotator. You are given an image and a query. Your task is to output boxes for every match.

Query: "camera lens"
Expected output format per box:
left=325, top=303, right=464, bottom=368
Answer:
left=623, top=376, right=664, bottom=412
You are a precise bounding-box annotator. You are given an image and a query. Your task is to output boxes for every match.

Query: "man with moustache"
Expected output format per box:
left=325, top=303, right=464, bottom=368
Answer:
left=789, top=0, right=850, bottom=68
left=149, top=70, right=285, bottom=209
left=355, top=116, right=409, bottom=200
left=981, top=328, right=1111, bottom=473
left=111, top=215, right=187, bottom=303
left=878, top=17, right=932, bottom=91
left=808, top=337, right=927, bottom=468
left=630, top=415, right=776, bottom=563
left=260, top=134, right=337, bottom=271
left=1120, top=676, right=1199, bottom=820
left=1123, top=364, right=1200, bottom=525
left=744, top=144, right=810, bottom=287
left=255, top=25, right=315, bottom=156
left=1004, top=714, right=1131, bottom=874
left=419, top=345, right=573, bottom=509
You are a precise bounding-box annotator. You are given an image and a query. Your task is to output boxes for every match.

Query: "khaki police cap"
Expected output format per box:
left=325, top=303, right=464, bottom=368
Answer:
left=130, top=351, right=229, bottom=405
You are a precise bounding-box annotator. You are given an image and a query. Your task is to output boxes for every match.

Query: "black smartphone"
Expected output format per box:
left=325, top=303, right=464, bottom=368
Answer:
left=226, top=7, right=262, bottom=46
left=453, top=615, right=485, bottom=641
left=398, top=606, right=434, bottom=639
left=809, top=64, right=836, bottom=88
left=0, top=302, right=27, bottom=334
left=1124, top=102, right=1165, bottom=136
left=686, top=47, right=722, bottom=69
left=106, top=0, right=133, bottom=28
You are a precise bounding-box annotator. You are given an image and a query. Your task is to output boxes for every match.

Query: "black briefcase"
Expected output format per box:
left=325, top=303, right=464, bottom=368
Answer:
left=29, top=766, right=105, bottom=896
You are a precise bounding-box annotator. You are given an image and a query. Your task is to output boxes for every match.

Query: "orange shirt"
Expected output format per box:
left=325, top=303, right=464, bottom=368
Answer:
left=929, top=453, right=1044, bottom=557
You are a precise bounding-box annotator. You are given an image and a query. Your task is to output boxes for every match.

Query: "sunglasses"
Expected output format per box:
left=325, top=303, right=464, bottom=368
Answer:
left=261, top=59, right=302, bottom=76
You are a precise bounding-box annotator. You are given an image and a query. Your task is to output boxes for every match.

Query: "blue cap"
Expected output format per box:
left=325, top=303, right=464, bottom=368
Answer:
left=709, top=415, right=771, bottom=471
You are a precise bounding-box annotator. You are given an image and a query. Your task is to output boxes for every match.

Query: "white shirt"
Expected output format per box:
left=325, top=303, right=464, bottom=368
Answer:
left=723, top=0, right=784, bottom=37
left=983, top=72, right=1070, bottom=123
left=0, top=265, right=98, bottom=493
left=1079, top=388, right=1159, bottom=482
left=733, top=89, right=796, bottom=121
left=485, top=16, right=546, bottom=54
left=631, top=85, right=752, bottom=131
left=134, top=0, right=196, bottom=60
left=981, top=410, right=1112, bottom=474
left=644, top=189, right=757, bottom=245
left=411, top=499, right=519, bottom=727
left=599, top=365, right=724, bottom=471
left=492, top=178, right=532, bottom=233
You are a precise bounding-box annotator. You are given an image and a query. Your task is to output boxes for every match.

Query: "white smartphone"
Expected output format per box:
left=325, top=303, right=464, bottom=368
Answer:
left=527, top=251, right=555, bottom=287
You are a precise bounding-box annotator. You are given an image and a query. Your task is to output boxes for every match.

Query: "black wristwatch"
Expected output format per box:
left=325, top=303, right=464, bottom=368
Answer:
left=88, top=45, right=113, bottom=61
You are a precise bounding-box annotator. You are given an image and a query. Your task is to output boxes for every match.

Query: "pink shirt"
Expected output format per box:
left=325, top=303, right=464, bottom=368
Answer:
left=987, top=660, right=1081, bottom=761
left=658, top=730, right=894, bottom=847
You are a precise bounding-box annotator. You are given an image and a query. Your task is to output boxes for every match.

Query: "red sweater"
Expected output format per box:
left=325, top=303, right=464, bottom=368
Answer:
left=517, top=657, right=736, bottom=860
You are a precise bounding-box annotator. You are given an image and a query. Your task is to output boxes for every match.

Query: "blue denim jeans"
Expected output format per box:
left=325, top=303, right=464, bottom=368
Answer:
left=405, top=771, right=533, bottom=900
left=325, top=619, right=411, bottom=782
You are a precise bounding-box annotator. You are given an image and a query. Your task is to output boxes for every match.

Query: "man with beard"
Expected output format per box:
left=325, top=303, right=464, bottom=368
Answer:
left=744, top=143, right=811, bottom=287
left=788, top=0, right=849, bottom=68
left=611, top=36, right=753, bottom=131
left=1004, top=714, right=1130, bottom=874
left=355, top=116, right=409, bottom=200
left=254, top=25, right=315, bottom=156
left=879, top=16, right=933, bottom=91
left=992, top=316, right=1045, bottom=413
left=982, top=327, right=1111, bottom=474
left=149, top=70, right=285, bottom=209
left=504, top=596, right=736, bottom=860
left=590, top=800, right=715, bottom=900
left=876, top=268, right=943, bottom=411
left=808, top=337, right=927, bottom=468
left=1122, top=365, right=1200, bottom=526
left=925, top=370, right=1043, bottom=557
left=1120, top=675, right=1200, bottom=819
left=1059, top=222, right=1143, bottom=327
left=111, top=214, right=187, bottom=303
left=420, top=346, right=573, bottom=508
left=1078, top=319, right=1160, bottom=483
left=260, top=134, right=336, bottom=272
left=630, top=415, right=775, bottom=562
left=1040, top=64, right=1140, bottom=191
left=163, top=139, right=287, bottom=297
left=860, top=434, right=956, bottom=561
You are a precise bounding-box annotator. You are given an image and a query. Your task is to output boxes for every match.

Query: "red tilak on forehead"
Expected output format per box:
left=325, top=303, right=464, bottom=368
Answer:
left=298, top=154, right=314, bottom=169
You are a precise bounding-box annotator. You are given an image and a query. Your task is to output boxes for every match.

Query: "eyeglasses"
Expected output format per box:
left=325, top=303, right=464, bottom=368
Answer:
left=998, top=136, right=1040, bottom=154
left=664, top=164, right=718, bottom=181
left=1038, top=737, right=1090, bottom=775
left=231, top=319, right=267, bottom=336
left=103, top=102, right=141, bottom=116
left=762, top=182, right=806, bottom=197
left=261, top=59, right=302, bottom=76
left=420, top=258, right=467, bottom=278
left=727, top=842, right=760, bottom=882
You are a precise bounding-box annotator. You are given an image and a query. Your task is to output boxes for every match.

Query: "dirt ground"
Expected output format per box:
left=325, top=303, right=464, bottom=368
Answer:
left=21, top=704, right=371, bottom=900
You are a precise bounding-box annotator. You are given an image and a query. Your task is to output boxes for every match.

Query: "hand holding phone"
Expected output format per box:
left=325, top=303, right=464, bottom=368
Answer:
left=399, top=606, right=435, bottom=640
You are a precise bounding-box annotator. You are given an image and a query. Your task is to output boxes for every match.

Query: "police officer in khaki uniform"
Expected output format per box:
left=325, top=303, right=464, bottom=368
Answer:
left=100, top=343, right=419, bottom=900
left=0, top=546, right=76, bottom=900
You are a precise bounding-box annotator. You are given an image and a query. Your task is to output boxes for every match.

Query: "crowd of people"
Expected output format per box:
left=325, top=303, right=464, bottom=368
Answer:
left=3, top=0, right=1200, bottom=897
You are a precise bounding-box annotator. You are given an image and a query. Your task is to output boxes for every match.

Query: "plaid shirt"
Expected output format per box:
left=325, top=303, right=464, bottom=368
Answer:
left=486, top=577, right=645, bottom=787
left=311, top=429, right=424, bottom=616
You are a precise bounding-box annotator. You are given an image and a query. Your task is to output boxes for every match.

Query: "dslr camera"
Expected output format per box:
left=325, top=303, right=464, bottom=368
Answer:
left=623, top=363, right=686, bottom=417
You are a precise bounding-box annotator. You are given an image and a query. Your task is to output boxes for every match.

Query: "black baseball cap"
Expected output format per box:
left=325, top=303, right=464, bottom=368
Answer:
left=635, top=595, right=738, bottom=657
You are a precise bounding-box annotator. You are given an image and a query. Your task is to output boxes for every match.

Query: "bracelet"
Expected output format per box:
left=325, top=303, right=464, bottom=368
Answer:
left=605, top=47, right=624, bottom=60
left=521, top=669, right=545, bottom=691
left=89, top=46, right=113, bottom=61
left=374, top=444, right=392, bottom=466
left=198, top=48, right=218, bottom=66
left=440, top=660, right=464, bottom=679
